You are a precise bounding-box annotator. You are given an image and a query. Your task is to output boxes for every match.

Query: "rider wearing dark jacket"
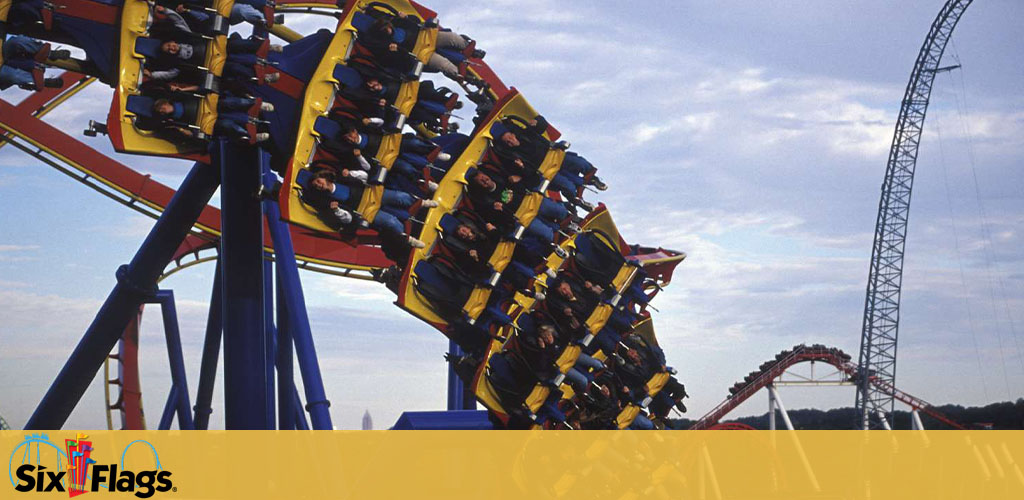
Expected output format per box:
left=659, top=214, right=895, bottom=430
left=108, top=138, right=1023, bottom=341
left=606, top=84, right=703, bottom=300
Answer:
left=489, top=115, right=551, bottom=172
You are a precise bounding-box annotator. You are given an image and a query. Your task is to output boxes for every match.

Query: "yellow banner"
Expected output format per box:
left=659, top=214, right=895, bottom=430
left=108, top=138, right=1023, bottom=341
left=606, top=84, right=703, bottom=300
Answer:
left=3, top=431, right=1022, bottom=499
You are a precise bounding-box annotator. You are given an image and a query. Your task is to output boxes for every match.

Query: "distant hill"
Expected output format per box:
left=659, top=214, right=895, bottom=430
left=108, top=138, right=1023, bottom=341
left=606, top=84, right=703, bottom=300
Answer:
left=668, top=399, right=1024, bottom=430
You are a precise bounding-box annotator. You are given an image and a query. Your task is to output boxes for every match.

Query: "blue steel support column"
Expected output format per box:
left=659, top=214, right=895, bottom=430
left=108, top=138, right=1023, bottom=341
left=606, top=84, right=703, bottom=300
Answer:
left=193, top=258, right=223, bottom=429
left=159, top=387, right=179, bottom=431
left=26, top=161, right=220, bottom=430
left=275, top=276, right=296, bottom=430
left=447, top=341, right=465, bottom=410
left=262, top=166, right=332, bottom=429
left=263, top=256, right=277, bottom=427
left=154, top=290, right=195, bottom=430
left=218, top=142, right=271, bottom=429
left=293, top=388, right=310, bottom=430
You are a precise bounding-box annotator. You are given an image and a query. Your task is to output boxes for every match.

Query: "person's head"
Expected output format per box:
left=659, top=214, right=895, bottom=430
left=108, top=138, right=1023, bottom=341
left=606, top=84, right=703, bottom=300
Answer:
left=371, top=18, right=394, bottom=36
left=152, top=99, right=174, bottom=116
left=471, top=171, right=495, bottom=191
left=342, top=125, right=360, bottom=144
left=160, top=40, right=180, bottom=55
left=625, top=348, right=641, bottom=365
left=555, top=280, right=574, bottom=300
left=365, top=78, right=383, bottom=93
left=311, top=174, right=334, bottom=192
left=455, top=224, right=477, bottom=241
left=500, top=131, right=519, bottom=148
left=537, top=324, right=557, bottom=345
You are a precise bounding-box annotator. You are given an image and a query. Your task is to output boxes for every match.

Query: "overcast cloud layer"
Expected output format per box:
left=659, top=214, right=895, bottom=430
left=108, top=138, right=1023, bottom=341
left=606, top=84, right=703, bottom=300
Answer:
left=1, top=0, right=1022, bottom=429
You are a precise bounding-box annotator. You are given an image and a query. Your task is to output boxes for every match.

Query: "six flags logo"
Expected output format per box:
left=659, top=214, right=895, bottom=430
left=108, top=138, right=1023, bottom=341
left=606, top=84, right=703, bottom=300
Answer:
left=9, top=434, right=174, bottom=498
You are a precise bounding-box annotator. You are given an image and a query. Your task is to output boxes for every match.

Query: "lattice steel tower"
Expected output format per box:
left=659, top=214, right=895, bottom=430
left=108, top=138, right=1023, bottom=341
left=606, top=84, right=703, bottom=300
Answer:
left=857, top=0, right=973, bottom=429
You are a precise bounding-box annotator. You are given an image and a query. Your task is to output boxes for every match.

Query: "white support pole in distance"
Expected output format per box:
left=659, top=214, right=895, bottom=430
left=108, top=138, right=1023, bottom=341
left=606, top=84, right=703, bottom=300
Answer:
left=769, top=384, right=777, bottom=430
left=876, top=410, right=892, bottom=430
left=768, top=385, right=794, bottom=431
left=911, top=409, right=925, bottom=430
left=768, top=384, right=821, bottom=491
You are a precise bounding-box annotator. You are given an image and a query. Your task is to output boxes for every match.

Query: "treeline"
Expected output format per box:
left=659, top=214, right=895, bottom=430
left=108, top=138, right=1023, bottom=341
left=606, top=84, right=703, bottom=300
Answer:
left=668, top=399, right=1024, bottom=430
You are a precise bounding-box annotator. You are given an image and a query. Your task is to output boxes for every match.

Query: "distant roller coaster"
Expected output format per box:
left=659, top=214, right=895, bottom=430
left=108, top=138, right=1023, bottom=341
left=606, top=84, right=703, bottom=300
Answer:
left=690, top=344, right=965, bottom=430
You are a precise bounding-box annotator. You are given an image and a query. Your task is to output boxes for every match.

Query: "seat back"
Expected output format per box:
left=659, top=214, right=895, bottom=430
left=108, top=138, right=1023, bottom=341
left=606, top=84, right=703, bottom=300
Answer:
left=438, top=213, right=459, bottom=236
left=126, top=95, right=156, bottom=117
left=135, top=37, right=164, bottom=58
left=487, top=352, right=536, bottom=403
left=573, top=230, right=625, bottom=285
left=351, top=11, right=376, bottom=34
left=514, top=311, right=537, bottom=335
left=413, top=260, right=472, bottom=317
left=332, top=64, right=364, bottom=91
left=296, top=168, right=314, bottom=188
left=489, top=121, right=509, bottom=139
left=313, top=116, right=343, bottom=139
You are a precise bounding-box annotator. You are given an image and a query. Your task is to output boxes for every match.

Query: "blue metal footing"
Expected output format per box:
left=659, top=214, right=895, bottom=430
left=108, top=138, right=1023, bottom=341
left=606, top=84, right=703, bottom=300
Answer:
left=392, top=411, right=493, bottom=430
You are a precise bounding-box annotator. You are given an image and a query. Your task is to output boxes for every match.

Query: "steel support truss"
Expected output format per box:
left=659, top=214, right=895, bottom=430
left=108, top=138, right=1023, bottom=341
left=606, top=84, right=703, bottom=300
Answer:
left=856, top=0, right=974, bottom=429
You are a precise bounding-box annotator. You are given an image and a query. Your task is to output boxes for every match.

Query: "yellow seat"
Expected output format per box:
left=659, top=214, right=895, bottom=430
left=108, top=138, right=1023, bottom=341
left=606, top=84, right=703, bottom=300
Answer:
left=645, top=372, right=670, bottom=396
left=616, top=405, right=641, bottom=430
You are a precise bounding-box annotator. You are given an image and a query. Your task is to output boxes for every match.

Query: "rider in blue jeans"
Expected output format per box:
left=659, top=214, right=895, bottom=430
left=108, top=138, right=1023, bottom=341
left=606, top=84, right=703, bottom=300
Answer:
left=0, top=35, right=66, bottom=90
left=213, top=94, right=266, bottom=140
left=563, top=353, right=606, bottom=392
left=524, top=197, right=570, bottom=243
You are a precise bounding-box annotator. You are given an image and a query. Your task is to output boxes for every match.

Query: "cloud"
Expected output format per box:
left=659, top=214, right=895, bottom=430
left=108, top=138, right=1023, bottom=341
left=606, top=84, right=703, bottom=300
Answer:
left=0, top=244, right=41, bottom=252
left=0, top=244, right=42, bottom=263
left=0, top=289, right=102, bottom=358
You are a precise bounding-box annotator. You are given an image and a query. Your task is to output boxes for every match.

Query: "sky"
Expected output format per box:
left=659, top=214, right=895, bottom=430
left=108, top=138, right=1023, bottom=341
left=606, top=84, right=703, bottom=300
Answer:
left=1, top=0, right=1023, bottom=430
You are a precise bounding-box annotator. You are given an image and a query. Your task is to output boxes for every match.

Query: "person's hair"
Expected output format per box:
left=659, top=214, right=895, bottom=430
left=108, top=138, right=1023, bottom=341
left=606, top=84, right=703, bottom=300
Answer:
left=313, top=169, right=336, bottom=182
left=457, top=224, right=481, bottom=240
left=342, top=124, right=359, bottom=136
left=549, top=277, right=566, bottom=291
left=153, top=98, right=172, bottom=112
left=538, top=324, right=557, bottom=336
left=371, top=18, right=393, bottom=34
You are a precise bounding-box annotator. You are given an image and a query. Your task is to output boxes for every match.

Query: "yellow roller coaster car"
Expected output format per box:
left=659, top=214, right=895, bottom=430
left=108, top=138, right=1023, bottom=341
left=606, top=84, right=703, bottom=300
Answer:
left=397, top=89, right=565, bottom=330
left=279, top=0, right=437, bottom=232
left=109, top=0, right=233, bottom=156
